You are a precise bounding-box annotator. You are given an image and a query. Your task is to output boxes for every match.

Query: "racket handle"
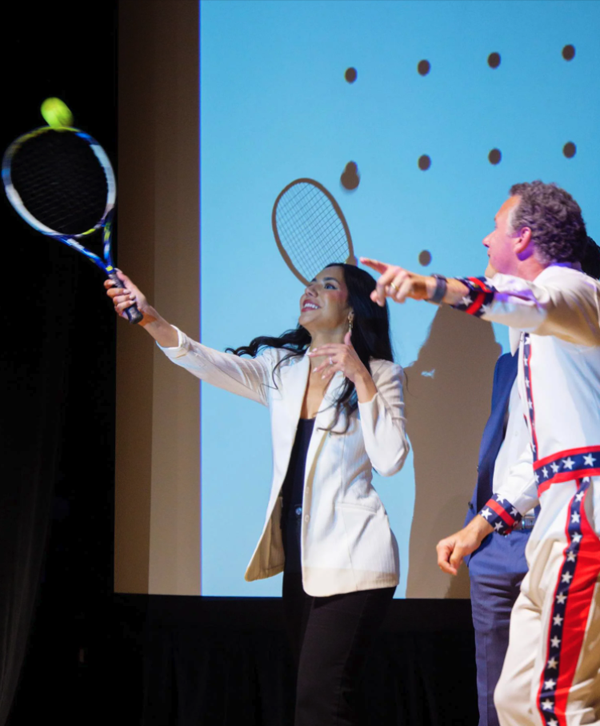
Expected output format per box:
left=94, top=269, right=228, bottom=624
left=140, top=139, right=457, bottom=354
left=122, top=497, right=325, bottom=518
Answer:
left=108, top=271, right=144, bottom=325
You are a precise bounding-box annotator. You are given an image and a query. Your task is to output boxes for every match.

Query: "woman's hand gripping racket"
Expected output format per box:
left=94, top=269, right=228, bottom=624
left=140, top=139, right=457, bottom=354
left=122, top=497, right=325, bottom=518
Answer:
left=272, top=178, right=357, bottom=285
left=2, top=113, right=143, bottom=324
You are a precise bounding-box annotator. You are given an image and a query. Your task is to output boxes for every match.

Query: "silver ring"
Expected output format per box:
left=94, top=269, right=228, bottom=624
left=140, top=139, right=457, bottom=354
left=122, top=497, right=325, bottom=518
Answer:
left=329, top=356, right=334, bottom=366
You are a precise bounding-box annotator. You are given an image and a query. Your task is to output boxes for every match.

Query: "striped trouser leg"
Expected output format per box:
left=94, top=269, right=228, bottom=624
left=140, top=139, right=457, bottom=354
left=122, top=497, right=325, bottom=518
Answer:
left=495, top=478, right=600, bottom=726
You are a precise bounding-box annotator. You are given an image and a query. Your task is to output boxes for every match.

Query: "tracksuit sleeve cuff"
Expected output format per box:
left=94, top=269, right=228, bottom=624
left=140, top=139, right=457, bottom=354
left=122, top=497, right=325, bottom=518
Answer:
left=451, top=277, right=496, bottom=318
left=479, top=494, right=523, bottom=535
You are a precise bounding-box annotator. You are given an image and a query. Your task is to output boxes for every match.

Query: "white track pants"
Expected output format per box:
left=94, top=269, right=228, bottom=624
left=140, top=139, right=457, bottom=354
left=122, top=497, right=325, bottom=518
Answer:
left=495, top=476, right=600, bottom=726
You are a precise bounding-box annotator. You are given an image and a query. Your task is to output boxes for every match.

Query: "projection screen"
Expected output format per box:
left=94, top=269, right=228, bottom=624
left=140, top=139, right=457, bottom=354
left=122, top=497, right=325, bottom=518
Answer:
left=115, top=0, right=600, bottom=598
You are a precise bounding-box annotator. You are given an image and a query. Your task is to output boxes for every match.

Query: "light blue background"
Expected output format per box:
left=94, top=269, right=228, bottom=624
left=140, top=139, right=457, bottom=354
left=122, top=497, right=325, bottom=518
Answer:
left=200, top=0, right=600, bottom=596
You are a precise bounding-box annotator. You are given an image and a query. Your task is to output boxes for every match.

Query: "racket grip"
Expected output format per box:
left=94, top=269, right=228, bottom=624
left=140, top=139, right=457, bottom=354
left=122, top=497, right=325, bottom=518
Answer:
left=108, top=271, right=144, bottom=325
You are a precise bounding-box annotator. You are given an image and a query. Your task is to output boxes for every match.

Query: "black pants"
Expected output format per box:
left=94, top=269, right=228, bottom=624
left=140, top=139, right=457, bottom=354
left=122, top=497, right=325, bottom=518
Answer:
left=282, top=572, right=395, bottom=726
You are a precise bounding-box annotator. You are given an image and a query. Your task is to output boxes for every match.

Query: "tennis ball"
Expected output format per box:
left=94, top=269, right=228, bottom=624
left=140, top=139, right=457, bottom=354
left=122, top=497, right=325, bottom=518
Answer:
left=40, top=97, right=74, bottom=128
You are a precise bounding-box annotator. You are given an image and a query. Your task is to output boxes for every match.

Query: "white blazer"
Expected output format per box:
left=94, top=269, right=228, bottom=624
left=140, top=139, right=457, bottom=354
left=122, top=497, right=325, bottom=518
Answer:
left=160, top=328, right=409, bottom=596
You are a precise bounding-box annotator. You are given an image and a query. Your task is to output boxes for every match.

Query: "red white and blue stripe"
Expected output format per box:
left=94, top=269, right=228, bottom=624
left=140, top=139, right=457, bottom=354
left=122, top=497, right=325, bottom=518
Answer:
left=521, top=333, right=540, bottom=459
left=534, top=447, right=600, bottom=496
left=451, top=277, right=496, bottom=317
left=479, top=493, right=523, bottom=534
left=536, top=477, right=600, bottom=726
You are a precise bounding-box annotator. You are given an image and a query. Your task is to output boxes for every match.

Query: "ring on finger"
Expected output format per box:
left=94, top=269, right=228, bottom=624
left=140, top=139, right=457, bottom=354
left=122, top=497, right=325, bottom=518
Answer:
left=329, top=356, right=334, bottom=366
left=389, top=282, right=399, bottom=292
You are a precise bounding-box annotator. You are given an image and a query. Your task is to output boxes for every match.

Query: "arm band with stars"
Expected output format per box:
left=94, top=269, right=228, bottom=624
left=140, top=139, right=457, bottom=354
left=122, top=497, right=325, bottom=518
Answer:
left=451, top=277, right=496, bottom=317
left=479, top=493, right=523, bottom=535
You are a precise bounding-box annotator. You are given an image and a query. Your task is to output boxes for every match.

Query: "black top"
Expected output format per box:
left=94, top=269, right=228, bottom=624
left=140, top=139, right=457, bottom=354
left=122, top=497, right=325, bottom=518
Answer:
left=280, top=418, right=315, bottom=574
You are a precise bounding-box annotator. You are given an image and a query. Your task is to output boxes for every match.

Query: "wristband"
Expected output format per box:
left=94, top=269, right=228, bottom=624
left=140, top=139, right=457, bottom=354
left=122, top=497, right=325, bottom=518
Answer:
left=429, top=274, right=447, bottom=304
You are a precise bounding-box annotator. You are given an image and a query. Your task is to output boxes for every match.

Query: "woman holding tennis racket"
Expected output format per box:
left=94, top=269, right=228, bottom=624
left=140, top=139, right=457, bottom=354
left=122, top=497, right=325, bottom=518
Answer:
left=106, top=262, right=408, bottom=726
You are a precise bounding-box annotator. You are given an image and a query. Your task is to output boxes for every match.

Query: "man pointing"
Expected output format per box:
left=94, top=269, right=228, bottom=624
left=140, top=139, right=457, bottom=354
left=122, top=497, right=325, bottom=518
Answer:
left=364, top=181, right=600, bottom=726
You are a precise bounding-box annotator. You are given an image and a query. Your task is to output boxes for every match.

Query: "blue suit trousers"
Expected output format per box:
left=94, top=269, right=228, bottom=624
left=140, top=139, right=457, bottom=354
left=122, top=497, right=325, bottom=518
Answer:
left=468, top=529, right=530, bottom=726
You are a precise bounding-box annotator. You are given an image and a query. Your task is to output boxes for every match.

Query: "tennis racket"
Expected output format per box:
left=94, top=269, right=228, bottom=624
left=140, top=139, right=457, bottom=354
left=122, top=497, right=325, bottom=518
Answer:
left=272, top=178, right=357, bottom=286
left=2, top=125, right=143, bottom=324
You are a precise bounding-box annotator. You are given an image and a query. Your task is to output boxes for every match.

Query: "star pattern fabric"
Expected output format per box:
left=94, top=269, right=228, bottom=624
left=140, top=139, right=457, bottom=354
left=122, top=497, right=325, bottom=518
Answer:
left=537, top=477, right=590, bottom=726
left=451, top=277, right=496, bottom=317
left=479, top=493, right=523, bottom=535
left=522, top=333, right=539, bottom=460
left=534, top=446, right=600, bottom=494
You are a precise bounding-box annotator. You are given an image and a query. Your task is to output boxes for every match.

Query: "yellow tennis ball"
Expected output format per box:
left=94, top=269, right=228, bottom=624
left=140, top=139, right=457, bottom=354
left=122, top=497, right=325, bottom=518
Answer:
left=41, top=97, right=74, bottom=128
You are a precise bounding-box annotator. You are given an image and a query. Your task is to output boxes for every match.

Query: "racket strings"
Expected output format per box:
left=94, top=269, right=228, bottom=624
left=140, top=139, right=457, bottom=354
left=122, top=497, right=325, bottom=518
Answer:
left=276, top=183, right=350, bottom=282
left=10, top=130, right=109, bottom=235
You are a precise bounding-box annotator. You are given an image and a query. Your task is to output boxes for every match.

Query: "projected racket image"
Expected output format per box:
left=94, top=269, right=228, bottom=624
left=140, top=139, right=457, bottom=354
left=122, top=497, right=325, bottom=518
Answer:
left=272, top=178, right=358, bottom=285
left=2, top=101, right=142, bottom=324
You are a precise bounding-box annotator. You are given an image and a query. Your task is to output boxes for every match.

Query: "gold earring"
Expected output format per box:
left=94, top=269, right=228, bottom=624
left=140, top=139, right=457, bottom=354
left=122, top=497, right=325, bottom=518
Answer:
left=348, top=311, right=354, bottom=333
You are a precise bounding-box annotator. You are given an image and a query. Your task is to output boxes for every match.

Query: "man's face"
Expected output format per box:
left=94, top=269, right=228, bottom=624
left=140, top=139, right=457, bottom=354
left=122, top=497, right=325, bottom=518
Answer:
left=482, top=195, right=522, bottom=276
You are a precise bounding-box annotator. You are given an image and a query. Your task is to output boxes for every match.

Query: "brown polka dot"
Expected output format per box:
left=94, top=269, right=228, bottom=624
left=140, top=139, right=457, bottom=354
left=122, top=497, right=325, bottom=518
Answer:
left=488, top=148, right=502, bottom=165
left=488, top=52, right=501, bottom=69
left=345, top=67, right=357, bottom=83
left=419, top=250, right=432, bottom=267
left=418, top=155, right=431, bottom=171
left=563, top=142, right=576, bottom=159
left=341, top=161, right=360, bottom=190
left=417, top=60, right=431, bottom=76
left=562, top=45, right=575, bottom=61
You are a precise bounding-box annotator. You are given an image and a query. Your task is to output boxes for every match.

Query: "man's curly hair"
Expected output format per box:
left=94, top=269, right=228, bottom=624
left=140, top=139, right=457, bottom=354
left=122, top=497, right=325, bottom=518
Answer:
left=509, top=181, right=587, bottom=264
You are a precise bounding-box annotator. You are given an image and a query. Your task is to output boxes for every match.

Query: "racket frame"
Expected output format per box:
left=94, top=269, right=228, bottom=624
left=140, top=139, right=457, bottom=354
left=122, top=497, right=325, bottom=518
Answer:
left=272, top=177, right=357, bottom=286
left=2, top=124, right=142, bottom=324
left=2, top=126, right=118, bottom=275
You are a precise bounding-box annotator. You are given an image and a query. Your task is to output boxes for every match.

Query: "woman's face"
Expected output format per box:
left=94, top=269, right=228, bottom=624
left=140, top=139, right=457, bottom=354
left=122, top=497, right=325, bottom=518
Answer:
left=298, top=266, right=351, bottom=335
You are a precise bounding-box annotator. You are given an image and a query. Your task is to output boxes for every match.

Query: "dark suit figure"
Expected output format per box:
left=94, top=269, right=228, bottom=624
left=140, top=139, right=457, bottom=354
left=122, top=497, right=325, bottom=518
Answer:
left=465, top=352, right=535, bottom=726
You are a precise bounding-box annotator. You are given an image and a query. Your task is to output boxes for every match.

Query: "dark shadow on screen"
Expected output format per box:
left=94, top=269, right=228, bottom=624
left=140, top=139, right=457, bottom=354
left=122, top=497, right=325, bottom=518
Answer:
left=404, top=305, right=501, bottom=598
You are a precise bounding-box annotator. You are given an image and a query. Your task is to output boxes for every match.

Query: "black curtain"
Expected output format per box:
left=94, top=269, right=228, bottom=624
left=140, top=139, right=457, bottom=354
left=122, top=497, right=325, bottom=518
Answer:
left=0, top=249, right=75, bottom=725
left=113, top=594, right=478, bottom=726
left=1, top=6, right=117, bottom=725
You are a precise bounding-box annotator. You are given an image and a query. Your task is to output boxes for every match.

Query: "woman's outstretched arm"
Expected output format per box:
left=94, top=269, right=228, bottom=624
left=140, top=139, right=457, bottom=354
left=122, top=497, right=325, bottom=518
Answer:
left=105, top=270, right=275, bottom=405
left=104, top=270, right=179, bottom=347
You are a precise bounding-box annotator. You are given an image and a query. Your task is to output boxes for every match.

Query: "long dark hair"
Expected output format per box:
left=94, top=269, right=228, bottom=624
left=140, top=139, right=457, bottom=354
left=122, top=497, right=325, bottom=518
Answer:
left=227, top=264, right=394, bottom=432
